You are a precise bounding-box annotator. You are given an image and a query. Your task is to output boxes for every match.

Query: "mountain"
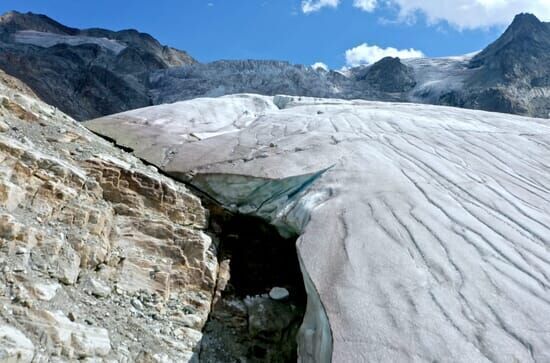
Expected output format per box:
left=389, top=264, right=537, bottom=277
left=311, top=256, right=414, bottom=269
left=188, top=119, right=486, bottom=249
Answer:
left=469, top=13, right=550, bottom=85
left=86, top=94, right=550, bottom=362
left=150, top=11, right=550, bottom=119
left=1, top=11, right=550, bottom=121
left=0, top=11, right=195, bottom=120
left=147, top=12, right=550, bottom=119
left=438, top=13, right=550, bottom=116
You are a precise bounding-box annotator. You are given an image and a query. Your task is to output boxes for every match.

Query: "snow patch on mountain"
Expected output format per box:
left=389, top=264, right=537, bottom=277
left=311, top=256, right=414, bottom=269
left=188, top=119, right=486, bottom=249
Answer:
left=13, top=30, right=127, bottom=54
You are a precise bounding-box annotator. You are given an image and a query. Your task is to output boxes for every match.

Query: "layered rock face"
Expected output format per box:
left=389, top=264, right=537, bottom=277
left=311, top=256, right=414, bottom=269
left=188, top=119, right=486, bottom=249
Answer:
left=87, top=94, right=550, bottom=362
left=0, top=11, right=196, bottom=120
left=0, top=69, right=218, bottom=361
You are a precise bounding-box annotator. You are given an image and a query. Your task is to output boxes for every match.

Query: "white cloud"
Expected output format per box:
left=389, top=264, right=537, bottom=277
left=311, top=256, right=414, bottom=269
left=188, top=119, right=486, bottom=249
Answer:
left=345, top=43, right=424, bottom=66
left=301, top=0, right=340, bottom=13
left=388, top=0, right=550, bottom=29
left=312, top=62, right=329, bottom=71
left=353, top=0, right=377, bottom=12
left=301, top=0, right=550, bottom=28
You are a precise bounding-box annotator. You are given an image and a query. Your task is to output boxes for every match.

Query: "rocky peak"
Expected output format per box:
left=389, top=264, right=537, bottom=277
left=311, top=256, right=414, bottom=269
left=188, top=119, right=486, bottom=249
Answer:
left=469, top=13, right=550, bottom=82
left=0, top=11, right=77, bottom=35
left=494, top=12, right=550, bottom=48
left=507, top=12, right=545, bottom=34
left=354, top=56, right=416, bottom=93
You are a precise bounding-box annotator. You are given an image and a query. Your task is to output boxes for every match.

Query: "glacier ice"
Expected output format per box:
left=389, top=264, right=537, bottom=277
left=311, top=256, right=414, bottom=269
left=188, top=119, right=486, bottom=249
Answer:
left=86, top=94, right=550, bottom=362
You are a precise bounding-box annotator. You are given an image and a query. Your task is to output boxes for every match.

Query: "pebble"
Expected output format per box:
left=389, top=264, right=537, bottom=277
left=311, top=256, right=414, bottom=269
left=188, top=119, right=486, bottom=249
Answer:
left=15, top=247, right=27, bottom=255
left=0, top=120, right=9, bottom=132
left=131, top=298, right=143, bottom=310
left=268, top=287, right=290, bottom=301
left=84, top=318, right=94, bottom=325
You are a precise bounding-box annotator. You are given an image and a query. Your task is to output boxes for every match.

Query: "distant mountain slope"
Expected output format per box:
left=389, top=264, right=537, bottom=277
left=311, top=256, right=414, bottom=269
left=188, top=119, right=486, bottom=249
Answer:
left=150, top=13, right=550, bottom=119
left=1, top=11, right=550, bottom=120
left=148, top=58, right=444, bottom=106
left=0, top=11, right=195, bottom=120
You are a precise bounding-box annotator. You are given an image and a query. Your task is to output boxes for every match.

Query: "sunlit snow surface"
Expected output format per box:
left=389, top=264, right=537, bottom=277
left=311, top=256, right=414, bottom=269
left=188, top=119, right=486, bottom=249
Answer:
left=86, top=95, right=550, bottom=362
left=13, top=30, right=127, bottom=54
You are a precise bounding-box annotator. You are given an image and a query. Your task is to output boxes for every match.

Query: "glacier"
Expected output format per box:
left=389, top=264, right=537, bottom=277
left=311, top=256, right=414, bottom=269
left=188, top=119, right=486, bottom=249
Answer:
left=86, top=95, right=550, bottom=362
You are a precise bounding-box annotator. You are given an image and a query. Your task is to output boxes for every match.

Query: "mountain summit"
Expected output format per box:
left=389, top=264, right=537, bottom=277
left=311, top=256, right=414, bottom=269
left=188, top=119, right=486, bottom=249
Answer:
left=0, top=10, right=77, bottom=34
left=470, top=13, right=550, bottom=84
left=434, top=12, right=550, bottom=116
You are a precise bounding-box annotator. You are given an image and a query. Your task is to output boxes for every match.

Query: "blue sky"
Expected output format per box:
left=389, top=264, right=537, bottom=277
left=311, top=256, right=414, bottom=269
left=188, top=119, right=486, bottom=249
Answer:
left=1, top=0, right=547, bottom=69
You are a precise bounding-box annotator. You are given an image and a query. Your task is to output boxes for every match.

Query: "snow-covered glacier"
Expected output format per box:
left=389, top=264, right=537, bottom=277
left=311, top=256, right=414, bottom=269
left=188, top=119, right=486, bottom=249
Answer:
left=86, top=95, right=550, bottom=362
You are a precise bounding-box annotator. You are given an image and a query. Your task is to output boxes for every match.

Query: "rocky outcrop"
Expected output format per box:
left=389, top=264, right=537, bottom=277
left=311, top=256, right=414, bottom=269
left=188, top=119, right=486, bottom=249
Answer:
left=0, top=69, right=217, bottom=361
left=87, top=94, right=550, bottom=362
left=354, top=56, right=416, bottom=93
left=0, top=11, right=196, bottom=120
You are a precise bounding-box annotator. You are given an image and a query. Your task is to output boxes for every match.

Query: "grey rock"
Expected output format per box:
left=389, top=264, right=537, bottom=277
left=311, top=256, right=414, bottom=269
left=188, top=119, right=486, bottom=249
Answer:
left=131, top=298, right=144, bottom=310
left=0, top=120, right=8, bottom=132
left=269, top=287, right=290, bottom=301
left=0, top=68, right=215, bottom=362
left=32, top=282, right=61, bottom=301
left=244, top=296, right=295, bottom=339
left=0, top=325, right=35, bottom=363
left=80, top=275, right=112, bottom=298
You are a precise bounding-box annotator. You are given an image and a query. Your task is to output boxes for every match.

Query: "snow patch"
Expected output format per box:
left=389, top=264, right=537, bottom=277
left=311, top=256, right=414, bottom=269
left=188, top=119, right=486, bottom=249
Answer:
left=13, top=30, right=127, bottom=54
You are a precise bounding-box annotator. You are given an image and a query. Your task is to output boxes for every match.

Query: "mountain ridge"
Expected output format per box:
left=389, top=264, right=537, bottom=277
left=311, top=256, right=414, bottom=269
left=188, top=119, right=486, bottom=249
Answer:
left=1, top=11, right=550, bottom=120
left=0, top=11, right=196, bottom=120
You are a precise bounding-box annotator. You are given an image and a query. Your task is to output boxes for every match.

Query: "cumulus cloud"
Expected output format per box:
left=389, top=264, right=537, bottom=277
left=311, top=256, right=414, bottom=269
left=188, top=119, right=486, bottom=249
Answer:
left=345, top=43, right=424, bottom=66
left=389, top=0, right=550, bottom=29
left=353, top=0, right=377, bottom=12
left=301, top=0, right=340, bottom=13
left=312, top=62, right=329, bottom=71
left=301, top=0, right=550, bottom=28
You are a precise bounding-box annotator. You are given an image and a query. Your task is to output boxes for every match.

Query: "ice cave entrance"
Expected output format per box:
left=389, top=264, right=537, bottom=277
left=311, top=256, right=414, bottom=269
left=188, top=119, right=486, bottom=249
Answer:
left=199, top=202, right=307, bottom=362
